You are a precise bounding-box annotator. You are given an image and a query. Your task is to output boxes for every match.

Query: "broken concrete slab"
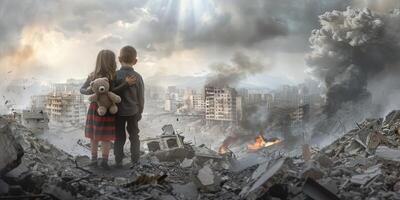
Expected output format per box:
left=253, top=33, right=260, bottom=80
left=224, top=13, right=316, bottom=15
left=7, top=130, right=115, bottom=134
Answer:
left=197, top=165, right=218, bottom=185
left=345, top=156, right=369, bottom=168
left=302, top=178, right=340, bottom=200
left=318, top=178, right=339, bottom=195
left=301, top=161, right=324, bottom=180
left=193, top=164, right=221, bottom=192
left=384, top=110, right=400, bottom=127
left=375, top=146, right=400, bottom=162
left=180, top=158, right=193, bottom=168
left=315, top=154, right=333, bottom=168
left=4, top=162, right=31, bottom=186
left=172, top=182, right=199, bottom=200
left=231, top=152, right=269, bottom=172
left=0, top=120, right=24, bottom=176
left=240, top=157, right=289, bottom=199
left=162, top=124, right=176, bottom=135
left=114, top=177, right=129, bottom=186
left=0, top=179, right=9, bottom=194
left=351, top=164, right=382, bottom=185
left=42, top=183, right=75, bottom=200
left=366, top=131, right=384, bottom=150
left=74, top=155, right=91, bottom=167
left=150, top=148, right=188, bottom=162
left=192, top=145, right=222, bottom=160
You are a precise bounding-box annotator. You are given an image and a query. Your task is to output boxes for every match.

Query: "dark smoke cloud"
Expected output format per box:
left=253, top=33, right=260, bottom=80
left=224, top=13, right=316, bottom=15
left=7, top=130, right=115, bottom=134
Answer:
left=306, top=7, right=400, bottom=116
left=206, top=52, right=267, bottom=87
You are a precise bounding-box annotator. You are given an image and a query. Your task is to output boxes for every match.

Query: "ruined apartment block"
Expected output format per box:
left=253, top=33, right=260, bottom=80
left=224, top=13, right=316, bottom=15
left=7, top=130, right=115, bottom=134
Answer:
left=30, top=95, right=48, bottom=111
left=188, top=94, right=206, bottom=113
left=46, top=92, right=86, bottom=126
left=205, top=86, right=242, bottom=125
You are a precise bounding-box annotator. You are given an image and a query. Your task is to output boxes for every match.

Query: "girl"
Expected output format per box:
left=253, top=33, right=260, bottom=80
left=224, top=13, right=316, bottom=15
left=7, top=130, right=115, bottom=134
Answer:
left=80, top=49, right=135, bottom=170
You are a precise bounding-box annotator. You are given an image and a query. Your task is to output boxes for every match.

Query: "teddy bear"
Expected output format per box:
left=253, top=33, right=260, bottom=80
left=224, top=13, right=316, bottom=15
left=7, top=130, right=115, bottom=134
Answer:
left=88, top=77, right=121, bottom=116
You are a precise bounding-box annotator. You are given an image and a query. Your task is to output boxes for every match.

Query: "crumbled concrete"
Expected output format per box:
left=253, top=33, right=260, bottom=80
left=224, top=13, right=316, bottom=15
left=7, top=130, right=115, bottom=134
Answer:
left=0, top=119, right=23, bottom=176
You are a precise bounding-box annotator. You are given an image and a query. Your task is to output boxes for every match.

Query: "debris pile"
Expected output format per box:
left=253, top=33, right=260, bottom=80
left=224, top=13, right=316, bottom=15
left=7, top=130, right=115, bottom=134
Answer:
left=3, top=111, right=400, bottom=199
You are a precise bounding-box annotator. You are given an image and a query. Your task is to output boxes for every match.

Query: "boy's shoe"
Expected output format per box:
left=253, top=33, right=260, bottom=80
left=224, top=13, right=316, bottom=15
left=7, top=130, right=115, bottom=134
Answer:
left=100, top=159, right=111, bottom=170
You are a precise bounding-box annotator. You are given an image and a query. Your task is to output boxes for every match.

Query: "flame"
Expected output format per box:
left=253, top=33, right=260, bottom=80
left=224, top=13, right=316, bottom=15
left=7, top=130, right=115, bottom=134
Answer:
left=247, top=134, right=282, bottom=151
left=218, top=145, right=229, bottom=154
left=217, top=135, right=238, bottom=155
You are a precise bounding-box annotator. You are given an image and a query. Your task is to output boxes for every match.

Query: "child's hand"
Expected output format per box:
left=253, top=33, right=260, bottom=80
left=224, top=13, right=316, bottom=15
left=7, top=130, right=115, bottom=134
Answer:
left=125, top=75, right=137, bottom=86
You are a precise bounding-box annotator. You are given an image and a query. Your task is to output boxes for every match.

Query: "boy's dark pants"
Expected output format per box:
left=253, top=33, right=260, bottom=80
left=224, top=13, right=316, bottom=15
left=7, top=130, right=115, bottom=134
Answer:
left=114, top=114, right=140, bottom=164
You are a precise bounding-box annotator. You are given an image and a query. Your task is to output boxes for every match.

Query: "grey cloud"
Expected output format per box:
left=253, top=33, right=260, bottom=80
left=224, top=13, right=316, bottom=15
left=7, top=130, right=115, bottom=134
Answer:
left=2, top=0, right=397, bottom=67
left=128, top=0, right=352, bottom=54
left=0, top=0, right=353, bottom=59
left=96, top=35, right=122, bottom=46
left=0, top=0, right=57, bottom=57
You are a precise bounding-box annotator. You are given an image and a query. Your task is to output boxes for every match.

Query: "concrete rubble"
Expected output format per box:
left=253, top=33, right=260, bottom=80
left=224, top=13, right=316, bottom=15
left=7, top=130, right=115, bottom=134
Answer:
left=2, top=110, right=400, bottom=199
left=0, top=117, right=24, bottom=176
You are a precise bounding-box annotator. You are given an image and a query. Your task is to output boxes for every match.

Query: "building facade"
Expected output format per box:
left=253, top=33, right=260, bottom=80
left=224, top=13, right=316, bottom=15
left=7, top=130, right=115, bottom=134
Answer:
left=205, top=87, right=240, bottom=125
left=21, top=110, right=49, bottom=134
left=46, top=92, right=87, bottom=126
left=188, top=94, right=206, bottom=113
left=164, top=99, right=177, bottom=113
left=30, top=95, right=48, bottom=111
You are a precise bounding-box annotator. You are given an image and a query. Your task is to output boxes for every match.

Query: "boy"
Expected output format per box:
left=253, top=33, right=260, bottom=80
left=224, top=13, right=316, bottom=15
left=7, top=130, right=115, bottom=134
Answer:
left=114, top=46, right=144, bottom=168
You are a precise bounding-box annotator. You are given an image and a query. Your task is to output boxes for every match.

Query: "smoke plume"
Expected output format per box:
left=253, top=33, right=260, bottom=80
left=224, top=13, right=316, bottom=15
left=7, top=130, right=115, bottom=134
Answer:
left=306, top=7, right=400, bottom=117
left=206, top=52, right=268, bottom=87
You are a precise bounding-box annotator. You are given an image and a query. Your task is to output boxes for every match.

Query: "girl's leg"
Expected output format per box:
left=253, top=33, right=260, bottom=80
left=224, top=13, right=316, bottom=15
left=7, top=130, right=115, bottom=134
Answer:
left=90, top=139, right=98, bottom=166
left=100, top=141, right=111, bottom=170
left=101, top=141, right=110, bottom=161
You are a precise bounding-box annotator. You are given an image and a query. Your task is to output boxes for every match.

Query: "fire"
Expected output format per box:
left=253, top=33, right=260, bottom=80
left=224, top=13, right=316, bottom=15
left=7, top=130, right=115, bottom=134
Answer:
left=217, top=135, right=238, bottom=155
left=247, top=134, right=282, bottom=151
left=218, top=145, right=229, bottom=154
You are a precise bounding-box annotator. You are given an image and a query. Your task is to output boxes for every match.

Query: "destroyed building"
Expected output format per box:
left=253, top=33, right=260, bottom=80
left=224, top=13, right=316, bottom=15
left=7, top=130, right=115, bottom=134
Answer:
left=21, top=110, right=49, bottom=134
left=186, top=93, right=206, bottom=114
left=205, top=86, right=242, bottom=125
left=30, top=95, right=48, bottom=112
left=46, top=92, right=87, bottom=126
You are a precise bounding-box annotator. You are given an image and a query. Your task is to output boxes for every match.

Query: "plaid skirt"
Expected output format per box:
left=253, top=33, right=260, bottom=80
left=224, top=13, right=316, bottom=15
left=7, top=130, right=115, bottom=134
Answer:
left=85, top=102, right=116, bottom=141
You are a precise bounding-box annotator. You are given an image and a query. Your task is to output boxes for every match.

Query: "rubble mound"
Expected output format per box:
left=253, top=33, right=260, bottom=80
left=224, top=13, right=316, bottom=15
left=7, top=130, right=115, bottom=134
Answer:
left=0, top=117, right=24, bottom=176
left=2, top=111, right=400, bottom=199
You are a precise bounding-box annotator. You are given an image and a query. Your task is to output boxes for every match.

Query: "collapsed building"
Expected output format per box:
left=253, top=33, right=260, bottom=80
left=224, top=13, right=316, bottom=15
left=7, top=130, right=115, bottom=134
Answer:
left=45, top=92, right=87, bottom=126
left=20, top=110, right=49, bottom=134
left=205, top=86, right=243, bottom=126
left=2, top=110, right=400, bottom=199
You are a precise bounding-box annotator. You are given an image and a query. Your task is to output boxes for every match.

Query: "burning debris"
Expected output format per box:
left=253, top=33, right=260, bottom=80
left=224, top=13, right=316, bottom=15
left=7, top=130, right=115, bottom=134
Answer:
left=247, top=134, right=282, bottom=151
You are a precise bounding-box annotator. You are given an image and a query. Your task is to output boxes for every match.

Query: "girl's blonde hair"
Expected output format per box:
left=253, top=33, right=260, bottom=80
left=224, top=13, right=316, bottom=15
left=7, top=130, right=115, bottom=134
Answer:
left=92, top=49, right=117, bottom=81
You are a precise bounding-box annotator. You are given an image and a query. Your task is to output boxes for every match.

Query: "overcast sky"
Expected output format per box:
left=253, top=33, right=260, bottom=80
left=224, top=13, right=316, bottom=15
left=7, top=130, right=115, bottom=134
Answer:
left=0, top=0, right=398, bottom=87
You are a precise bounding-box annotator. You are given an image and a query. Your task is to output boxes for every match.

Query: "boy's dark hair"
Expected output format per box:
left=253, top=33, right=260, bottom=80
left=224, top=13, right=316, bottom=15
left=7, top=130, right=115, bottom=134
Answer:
left=119, top=46, right=137, bottom=64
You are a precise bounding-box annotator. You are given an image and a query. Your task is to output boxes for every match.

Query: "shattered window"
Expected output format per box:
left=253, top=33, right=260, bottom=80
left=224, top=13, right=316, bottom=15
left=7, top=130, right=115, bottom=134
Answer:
left=166, top=138, right=179, bottom=148
left=147, top=141, right=161, bottom=152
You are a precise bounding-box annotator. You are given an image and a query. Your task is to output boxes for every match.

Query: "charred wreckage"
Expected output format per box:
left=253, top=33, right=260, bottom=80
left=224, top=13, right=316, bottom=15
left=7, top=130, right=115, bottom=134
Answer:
left=2, top=110, right=400, bottom=199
